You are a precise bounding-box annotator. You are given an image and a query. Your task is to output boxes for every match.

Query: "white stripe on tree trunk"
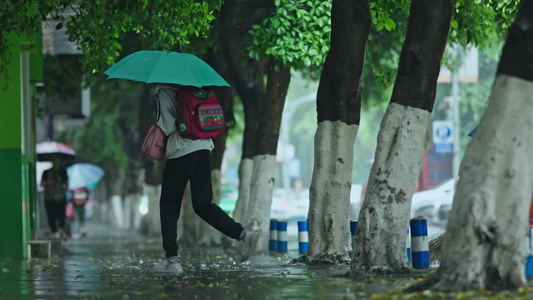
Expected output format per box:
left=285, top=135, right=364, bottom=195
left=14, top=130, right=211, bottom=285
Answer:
left=437, top=75, right=533, bottom=289
left=350, top=102, right=431, bottom=274
left=308, top=120, right=359, bottom=258
left=246, top=154, right=277, bottom=252
left=232, top=158, right=253, bottom=224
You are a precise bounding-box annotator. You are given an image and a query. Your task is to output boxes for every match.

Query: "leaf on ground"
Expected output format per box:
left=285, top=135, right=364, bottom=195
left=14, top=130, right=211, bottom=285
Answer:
left=88, top=257, right=94, bottom=261
left=2, top=268, right=9, bottom=273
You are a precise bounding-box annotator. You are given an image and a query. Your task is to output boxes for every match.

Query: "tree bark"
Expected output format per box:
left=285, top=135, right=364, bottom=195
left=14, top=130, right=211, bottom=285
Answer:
left=220, top=0, right=267, bottom=225
left=407, top=0, right=533, bottom=291
left=307, top=0, right=370, bottom=262
left=350, top=0, right=453, bottom=275
left=246, top=62, right=291, bottom=252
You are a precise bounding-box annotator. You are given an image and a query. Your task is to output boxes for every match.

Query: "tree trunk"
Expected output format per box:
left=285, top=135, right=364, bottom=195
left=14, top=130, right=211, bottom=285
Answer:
left=245, top=62, right=291, bottom=252
left=350, top=0, right=453, bottom=275
left=407, top=1, right=533, bottom=291
left=232, top=158, right=253, bottom=223
left=220, top=0, right=267, bottom=226
left=307, top=0, right=370, bottom=262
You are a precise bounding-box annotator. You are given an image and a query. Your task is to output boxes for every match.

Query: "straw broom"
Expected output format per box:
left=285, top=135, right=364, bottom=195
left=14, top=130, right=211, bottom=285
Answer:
left=429, top=231, right=446, bottom=266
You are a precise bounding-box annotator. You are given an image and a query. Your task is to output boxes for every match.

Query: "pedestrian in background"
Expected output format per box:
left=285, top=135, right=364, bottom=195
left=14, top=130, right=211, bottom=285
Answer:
left=70, top=186, right=90, bottom=238
left=40, top=154, right=69, bottom=240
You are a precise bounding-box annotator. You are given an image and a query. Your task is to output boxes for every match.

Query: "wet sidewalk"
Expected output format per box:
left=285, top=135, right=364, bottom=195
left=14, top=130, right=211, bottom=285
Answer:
left=1, top=222, right=423, bottom=299
left=6, top=221, right=531, bottom=300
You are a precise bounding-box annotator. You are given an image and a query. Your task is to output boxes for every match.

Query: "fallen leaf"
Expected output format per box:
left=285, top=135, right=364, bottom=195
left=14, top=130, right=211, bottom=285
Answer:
left=2, top=269, right=9, bottom=273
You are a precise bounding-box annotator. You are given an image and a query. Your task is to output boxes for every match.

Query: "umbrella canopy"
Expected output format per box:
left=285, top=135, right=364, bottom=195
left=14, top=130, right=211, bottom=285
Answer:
left=67, top=163, right=105, bottom=191
left=36, top=141, right=76, bottom=162
left=103, top=50, right=230, bottom=88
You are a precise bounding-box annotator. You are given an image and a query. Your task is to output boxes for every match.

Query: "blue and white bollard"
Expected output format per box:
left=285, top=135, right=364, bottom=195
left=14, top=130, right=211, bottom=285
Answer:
left=406, top=227, right=411, bottom=264
left=350, top=220, right=358, bottom=247
left=269, top=219, right=278, bottom=251
left=277, top=220, right=288, bottom=252
left=298, top=221, right=308, bottom=254
left=526, top=219, right=533, bottom=277
left=410, top=217, right=429, bottom=269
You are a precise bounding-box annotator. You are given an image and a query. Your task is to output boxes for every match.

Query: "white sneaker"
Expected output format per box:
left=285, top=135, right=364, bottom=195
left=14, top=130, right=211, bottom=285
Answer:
left=52, top=232, right=60, bottom=239
left=239, top=229, right=262, bottom=262
left=154, top=257, right=184, bottom=275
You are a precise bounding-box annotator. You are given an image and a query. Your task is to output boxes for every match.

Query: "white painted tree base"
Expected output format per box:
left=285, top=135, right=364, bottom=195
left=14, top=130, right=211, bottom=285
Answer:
left=350, top=103, right=431, bottom=275
left=145, top=184, right=161, bottom=237
left=232, top=158, right=253, bottom=225
left=421, top=75, right=533, bottom=291
left=110, top=195, right=124, bottom=228
left=307, top=121, right=358, bottom=260
left=245, top=154, right=277, bottom=253
left=195, top=170, right=223, bottom=246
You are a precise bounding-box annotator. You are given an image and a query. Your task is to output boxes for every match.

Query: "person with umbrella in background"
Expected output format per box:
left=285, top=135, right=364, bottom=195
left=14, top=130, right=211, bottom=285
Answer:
left=105, top=50, right=261, bottom=276
left=67, top=163, right=104, bottom=238
left=40, top=154, right=69, bottom=240
left=37, top=141, right=75, bottom=240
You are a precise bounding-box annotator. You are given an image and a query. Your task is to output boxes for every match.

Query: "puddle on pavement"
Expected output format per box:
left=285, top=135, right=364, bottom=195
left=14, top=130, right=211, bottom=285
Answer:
left=2, top=234, right=533, bottom=299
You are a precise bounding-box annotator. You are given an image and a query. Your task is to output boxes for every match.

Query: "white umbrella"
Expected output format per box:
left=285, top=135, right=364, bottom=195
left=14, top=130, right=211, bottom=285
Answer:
left=36, top=141, right=76, bottom=162
left=67, top=163, right=104, bottom=191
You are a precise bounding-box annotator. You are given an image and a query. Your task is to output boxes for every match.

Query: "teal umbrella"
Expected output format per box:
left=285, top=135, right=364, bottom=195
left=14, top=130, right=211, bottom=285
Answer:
left=104, top=50, right=230, bottom=88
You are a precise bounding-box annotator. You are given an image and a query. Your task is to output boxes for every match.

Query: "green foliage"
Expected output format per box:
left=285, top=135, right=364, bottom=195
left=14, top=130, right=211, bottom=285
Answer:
left=359, top=0, right=519, bottom=109
left=450, top=0, right=519, bottom=47
left=58, top=113, right=128, bottom=176
left=57, top=78, right=144, bottom=177
left=248, top=0, right=331, bottom=71
left=65, top=0, right=217, bottom=73
left=369, top=0, right=409, bottom=33
left=1, top=0, right=221, bottom=79
left=43, top=54, right=83, bottom=99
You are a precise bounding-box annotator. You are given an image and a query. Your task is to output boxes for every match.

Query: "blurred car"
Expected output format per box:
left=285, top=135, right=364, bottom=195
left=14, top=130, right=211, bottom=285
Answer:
left=271, top=184, right=363, bottom=221
left=219, top=184, right=238, bottom=215
left=410, top=178, right=456, bottom=226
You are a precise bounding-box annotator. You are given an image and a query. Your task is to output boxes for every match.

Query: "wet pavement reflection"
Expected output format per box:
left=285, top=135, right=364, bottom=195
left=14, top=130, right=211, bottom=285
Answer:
left=2, top=222, right=533, bottom=299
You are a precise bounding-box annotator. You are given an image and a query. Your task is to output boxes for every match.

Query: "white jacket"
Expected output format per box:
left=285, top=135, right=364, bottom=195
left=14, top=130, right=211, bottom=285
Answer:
left=155, top=84, right=214, bottom=159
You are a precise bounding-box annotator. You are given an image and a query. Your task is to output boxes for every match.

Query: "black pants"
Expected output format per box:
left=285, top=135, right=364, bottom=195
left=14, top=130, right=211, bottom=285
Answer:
left=73, top=204, right=86, bottom=227
left=44, top=199, right=66, bottom=233
left=160, top=150, right=244, bottom=257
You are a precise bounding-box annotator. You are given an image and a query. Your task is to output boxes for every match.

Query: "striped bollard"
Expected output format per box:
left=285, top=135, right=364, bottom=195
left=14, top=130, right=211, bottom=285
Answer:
left=410, top=217, right=429, bottom=269
left=526, top=218, right=533, bottom=277
left=406, top=227, right=411, bottom=264
left=269, top=219, right=278, bottom=251
left=350, top=220, right=358, bottom=247
left=298, top=221, right=308, bottom=254
left=277, top=220, right=288, bottom=252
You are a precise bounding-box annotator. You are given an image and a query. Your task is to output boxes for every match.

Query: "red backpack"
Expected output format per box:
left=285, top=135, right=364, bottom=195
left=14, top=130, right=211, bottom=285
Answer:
left=175, top=87, right=225, bottom=140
